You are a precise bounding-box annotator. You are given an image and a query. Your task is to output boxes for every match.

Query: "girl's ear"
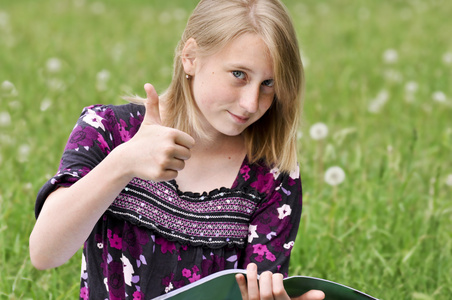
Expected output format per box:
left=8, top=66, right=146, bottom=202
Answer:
left=181, top=38, right=198, bottom=76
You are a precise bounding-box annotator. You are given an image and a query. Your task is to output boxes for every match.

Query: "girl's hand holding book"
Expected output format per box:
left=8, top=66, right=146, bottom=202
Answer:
left=236, top=263, right=325, bottom=300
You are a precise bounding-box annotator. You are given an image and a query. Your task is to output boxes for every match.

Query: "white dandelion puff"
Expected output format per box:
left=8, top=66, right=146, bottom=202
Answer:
left=90, top=2, right=106, bottom=14
left=47, top=78, right=66, bottom=91
left=432, top=91, right=447, bottom=103
left=324, top=166, right=346, bottom=186
left=173, top=8, right=187, bottom=21
left=96, top=69, right=111, bottom=91
left=73, top=0, right=85, bottom=8
left=0, top=111, right=11, bottom=127
left=368, top=90, right=389, bottom=113
left=405, top=81, right=418, bottom=93
left=309, top=122, right=328, bottom=140
left=445, top=174, right=452, bottom=187
left=0, top=11, right=9, bottom=29
left=159, top=11, right=172, bottom=24
left=383, top=49, right=398, bottom=64
left=442, top=52, right=452, bottom=65
left=357, top=7, right=370, bottom=20
left=383, top=69, right=402, bottom=83
left=1, top=80, right=18, bottom=96
left=46, top=57, right=62, bottom=73
left=111, top=43, right=124, bottom=62
left=18, top=144, right=31, bottom=163
left=40, top=98, right=52, bottom=111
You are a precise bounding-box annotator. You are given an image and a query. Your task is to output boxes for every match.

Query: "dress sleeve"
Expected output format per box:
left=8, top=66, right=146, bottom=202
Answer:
left=35, top=105, right=119, bottom=218
left=239, top=165, right=303, bottom=277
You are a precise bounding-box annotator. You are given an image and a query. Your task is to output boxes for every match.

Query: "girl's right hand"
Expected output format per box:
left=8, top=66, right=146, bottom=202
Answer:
left=121, top=83, right=195, bottom=182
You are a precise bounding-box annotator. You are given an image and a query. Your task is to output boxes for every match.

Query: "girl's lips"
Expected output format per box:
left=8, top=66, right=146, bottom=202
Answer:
left=228, top=111, right=249, bottom=124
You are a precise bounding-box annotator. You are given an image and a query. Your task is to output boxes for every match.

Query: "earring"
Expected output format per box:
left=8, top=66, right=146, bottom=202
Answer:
left=185, top=74, right=191, bottom=79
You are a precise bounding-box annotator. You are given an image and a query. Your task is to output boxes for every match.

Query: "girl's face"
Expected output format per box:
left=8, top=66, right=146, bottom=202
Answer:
left=184, top=33, right=275, bottom=138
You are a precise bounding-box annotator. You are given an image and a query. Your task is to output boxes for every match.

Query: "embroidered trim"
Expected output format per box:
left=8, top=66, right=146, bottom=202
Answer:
left=108, top=177, right=264, bottom=248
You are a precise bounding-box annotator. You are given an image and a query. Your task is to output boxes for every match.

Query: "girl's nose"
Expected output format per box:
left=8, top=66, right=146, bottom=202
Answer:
left=239, top=85, right=260, bottom=113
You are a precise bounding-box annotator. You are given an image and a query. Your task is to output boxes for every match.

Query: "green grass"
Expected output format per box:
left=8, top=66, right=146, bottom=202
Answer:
left=1, top=0, right=451, bottom=299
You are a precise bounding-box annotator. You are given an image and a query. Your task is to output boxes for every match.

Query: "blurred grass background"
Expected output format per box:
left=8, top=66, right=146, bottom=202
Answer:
left=0, top=0, right=451, bottom=299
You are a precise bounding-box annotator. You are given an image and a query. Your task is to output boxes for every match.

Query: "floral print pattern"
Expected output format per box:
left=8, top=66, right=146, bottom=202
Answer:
left=35, top=104, right=303, bottom=299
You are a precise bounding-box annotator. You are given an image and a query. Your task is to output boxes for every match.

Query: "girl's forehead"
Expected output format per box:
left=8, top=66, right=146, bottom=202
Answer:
left=204, top=33, right=274, bottom=76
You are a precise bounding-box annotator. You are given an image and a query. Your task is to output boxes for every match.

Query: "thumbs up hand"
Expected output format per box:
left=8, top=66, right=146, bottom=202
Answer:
left=120, top=83, right=195, bottom=182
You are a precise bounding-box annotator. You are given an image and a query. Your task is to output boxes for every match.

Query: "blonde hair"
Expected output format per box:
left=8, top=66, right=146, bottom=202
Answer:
left=132, top=0, right=304, bottom=173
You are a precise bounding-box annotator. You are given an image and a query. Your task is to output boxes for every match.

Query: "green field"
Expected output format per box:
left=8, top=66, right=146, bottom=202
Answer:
left=1, top=0, right=451, bottom=299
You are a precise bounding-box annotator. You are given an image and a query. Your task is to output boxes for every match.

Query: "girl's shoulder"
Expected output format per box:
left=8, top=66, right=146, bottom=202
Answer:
left=235, top=159, right=301, bottom=196
left=79, top=103, right=145, bottom=123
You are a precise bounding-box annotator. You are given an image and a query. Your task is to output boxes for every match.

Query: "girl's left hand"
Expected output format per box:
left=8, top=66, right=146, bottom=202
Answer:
left=236, top=263, right=325, bottom=300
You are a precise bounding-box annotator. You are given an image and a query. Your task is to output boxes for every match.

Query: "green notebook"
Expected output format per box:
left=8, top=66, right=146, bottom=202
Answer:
left=152, top=269, right=379, bottom=300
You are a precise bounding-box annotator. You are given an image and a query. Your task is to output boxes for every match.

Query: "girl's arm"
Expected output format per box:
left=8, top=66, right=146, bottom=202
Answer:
left=29, top=84, right=194, bottom=270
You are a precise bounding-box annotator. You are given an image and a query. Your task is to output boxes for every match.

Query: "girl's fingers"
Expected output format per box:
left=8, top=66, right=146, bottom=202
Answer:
left=259, top=271, right=276, bottom=300
left=246, top=263, right=260, bottom=300
left=271, top=273, right=290, bottom=300
left=236, top=274, right=249, bottom=300
left=143, top=83, right=162, bottom=125
left=295, top=290, right=325, bottom=300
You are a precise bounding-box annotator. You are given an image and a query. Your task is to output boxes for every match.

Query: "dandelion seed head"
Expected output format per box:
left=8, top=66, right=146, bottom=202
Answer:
left=432, top=91, right=447, bottom=103
left=90, top=2, right=106, bottom=14
left=442, top=52, right=452, bottom=65
left=0, top=111, right=11, bottom=127
left=96, top=69, right=111, bottom=92
left=96, top=69, right=111, bottom=82
left=18, top=144, right=31, bottom=163
left=387, top=145, right=393, bottom=153
left=0, top=11, right=9, bottom=28
left=324, top=166, right=346, bottom=186
left=111, top=43, right=124, bottom=62
left=159, top=11, right=172, bottom=24
left=368, top=90, right=389, bottom=113
left=309, top=122, right=328, bottom=140
left=1, top=80, right=17, bottom=95
left=40, top=98, right=52, bottom=111
left=46, top=57, right=62, bottom=73
left=357, top=7, right=370, bottom=20
left=47, top=78, right=66, bottom=91
left=383, top=49, right=398, bottom=64
left=173, top=8, right=187, bottom=21
left=445, top=174, right=452, bottom=187
left=73, top=0, right=85, bottom=8
left=405, top=81, right=418, bottom=93
left=383, top=69, right=402, bottom=83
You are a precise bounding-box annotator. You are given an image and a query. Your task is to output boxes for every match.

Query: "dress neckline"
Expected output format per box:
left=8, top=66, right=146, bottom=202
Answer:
left=169, top=156, right=249, bottom=198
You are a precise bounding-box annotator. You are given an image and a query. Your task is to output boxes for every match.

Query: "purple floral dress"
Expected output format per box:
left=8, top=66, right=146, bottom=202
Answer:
left=35, top=104, right=303, bottom=300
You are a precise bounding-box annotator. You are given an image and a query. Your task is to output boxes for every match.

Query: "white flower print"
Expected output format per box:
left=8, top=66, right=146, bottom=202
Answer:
left=83, top=109, right=105, bottom=131
left=277, top=204, right=292, bottom=219
left=248, top=224, right=259, bottom=243
left=270, top=167, right=281, bottom=180
left=289, top=164, right=300, bottom=180
left=283, top=241, right=295, bottom=250
left=121, top=254, right=135, bottom=286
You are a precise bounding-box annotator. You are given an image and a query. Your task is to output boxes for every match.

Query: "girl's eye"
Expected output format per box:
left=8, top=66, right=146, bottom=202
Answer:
left=262, top=79, right=274, bottom=87
left=232, top=71, right=246, bottom=80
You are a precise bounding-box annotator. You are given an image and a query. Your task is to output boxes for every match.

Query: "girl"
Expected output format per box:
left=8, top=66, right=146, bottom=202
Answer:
left=30, top=0, right=325, bottom=299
